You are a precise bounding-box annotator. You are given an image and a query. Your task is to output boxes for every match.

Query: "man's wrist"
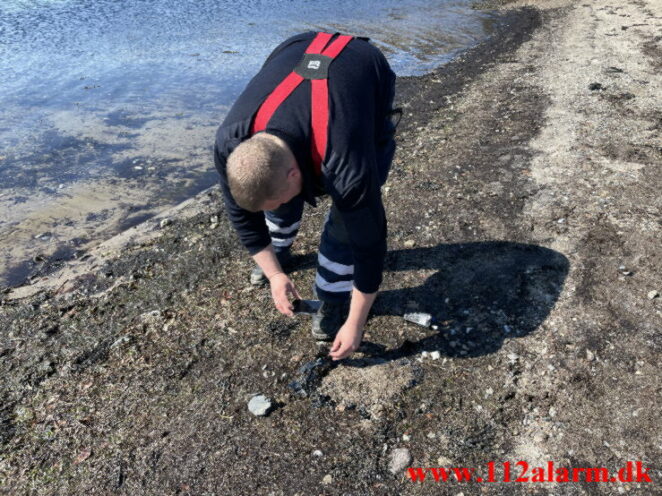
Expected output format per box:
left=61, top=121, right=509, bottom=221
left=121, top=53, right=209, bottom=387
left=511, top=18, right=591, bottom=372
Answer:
left=266, top=271, right=285, bottom=281
left=342, top=318, right=365, bottom=334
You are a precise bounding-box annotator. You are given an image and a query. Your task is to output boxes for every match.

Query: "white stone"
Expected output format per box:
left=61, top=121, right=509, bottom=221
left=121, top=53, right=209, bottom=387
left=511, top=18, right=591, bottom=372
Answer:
left=247, top=394, right=272, bottom=416
left=388, top=448, right=412, bottom=475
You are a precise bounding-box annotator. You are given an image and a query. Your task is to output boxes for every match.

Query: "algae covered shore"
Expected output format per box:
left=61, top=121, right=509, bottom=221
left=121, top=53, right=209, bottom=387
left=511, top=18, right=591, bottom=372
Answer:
left=1, top=0, right=660, bottom=494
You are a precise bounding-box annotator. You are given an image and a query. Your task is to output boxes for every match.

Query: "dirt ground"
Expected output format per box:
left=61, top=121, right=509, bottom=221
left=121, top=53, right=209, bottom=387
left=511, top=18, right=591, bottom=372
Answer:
left=1, top=0, right=660, bottom=494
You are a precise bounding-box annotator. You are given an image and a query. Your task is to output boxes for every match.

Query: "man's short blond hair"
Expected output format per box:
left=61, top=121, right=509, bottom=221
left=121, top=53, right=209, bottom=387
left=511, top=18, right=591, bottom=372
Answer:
left=226, top=134, right=291, bottom=212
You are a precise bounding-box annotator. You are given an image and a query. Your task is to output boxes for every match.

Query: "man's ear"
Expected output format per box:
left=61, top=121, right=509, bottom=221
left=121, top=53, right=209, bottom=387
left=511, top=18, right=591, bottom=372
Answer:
left=287, top=163, right=301, bottom=180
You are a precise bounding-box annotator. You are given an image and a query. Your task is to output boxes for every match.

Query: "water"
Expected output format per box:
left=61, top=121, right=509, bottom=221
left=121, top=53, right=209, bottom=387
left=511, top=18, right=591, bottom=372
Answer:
left=0, top=0, right=500, bottom=287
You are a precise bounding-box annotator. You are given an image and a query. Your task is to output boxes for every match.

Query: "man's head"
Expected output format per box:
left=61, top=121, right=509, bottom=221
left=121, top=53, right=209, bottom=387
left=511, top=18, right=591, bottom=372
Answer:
left=226, top=133, right=302, bottom=212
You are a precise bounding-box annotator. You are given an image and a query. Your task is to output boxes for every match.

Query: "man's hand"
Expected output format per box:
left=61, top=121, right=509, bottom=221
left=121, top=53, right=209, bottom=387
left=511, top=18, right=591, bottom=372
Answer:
left=327, top=288, right=376, bottom=360
left=252, top=245, right=300, bottom=316
left=329, top=322, right=363, bottom=360
left=269, top=272, right=301, bottom=317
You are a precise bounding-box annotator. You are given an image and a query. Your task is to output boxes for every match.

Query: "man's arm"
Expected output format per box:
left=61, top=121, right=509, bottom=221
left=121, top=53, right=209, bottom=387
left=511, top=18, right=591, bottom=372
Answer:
left=323, top=153, right=387, bottom=360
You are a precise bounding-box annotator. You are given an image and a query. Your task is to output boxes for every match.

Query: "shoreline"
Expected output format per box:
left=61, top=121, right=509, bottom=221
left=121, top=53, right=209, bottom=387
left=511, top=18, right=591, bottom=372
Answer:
left=2, top=2, right=537, bottom=300
left=2, top=1, right=661, bottom=494
left=0, top=0, right=501, bottom=291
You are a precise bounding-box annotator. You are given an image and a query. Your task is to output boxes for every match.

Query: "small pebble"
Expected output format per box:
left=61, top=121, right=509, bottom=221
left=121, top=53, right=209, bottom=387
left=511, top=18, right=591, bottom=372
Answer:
left=404, top=312, right=432, bottom=327
left=247, top=394, right=272, bottom=416
left=110, top=335, right=131, bottom=349
left=647, top=290, right=659, bottom=299
left=159, top=218, right=172, bottom=228
left=430, top=351, right=441, bottom=360
left=322, top=474, right=333, bottom=485
left=404, top=239, right=416, bottom=248
left=402, top=433, right=411, bottom=441
left=388, top=448, right=412, bottom=475
left=313, top=450, right=323, bottom=457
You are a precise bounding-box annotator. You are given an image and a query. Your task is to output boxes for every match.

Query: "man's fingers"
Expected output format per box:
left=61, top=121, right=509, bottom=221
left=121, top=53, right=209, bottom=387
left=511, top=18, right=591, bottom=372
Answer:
left=279, top=300, right=294, bottom=317
left=330, top=344, right=349, bottom=360
left=330, top=337, right=341, bottom=353
left=273, top=295, right=293, bottom=317
left=271, top=282, right=296, bottom=317
left=285, top=282, right=301, bottom=301
left=329, top=342, right=350, bottom=360
left=329, top=336, right=361, bottom=360
left=279, top=307, right=294, bottom=317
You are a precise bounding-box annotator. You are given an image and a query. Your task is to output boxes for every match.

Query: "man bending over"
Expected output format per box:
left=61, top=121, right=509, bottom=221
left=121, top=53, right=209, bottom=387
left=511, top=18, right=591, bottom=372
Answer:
left=214, top=32, right=397, bottom=360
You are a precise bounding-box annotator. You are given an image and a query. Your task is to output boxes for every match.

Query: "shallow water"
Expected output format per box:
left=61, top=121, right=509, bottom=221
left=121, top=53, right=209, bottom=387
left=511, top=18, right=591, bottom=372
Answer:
left=0, top=0, right=500, bottom=287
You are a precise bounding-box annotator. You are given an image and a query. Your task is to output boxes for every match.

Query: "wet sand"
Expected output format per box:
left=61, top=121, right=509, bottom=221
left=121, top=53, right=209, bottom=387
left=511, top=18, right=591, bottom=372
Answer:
left=1, top=0, right=660, bottom=494
left=0, top=108, right=224, bottom=288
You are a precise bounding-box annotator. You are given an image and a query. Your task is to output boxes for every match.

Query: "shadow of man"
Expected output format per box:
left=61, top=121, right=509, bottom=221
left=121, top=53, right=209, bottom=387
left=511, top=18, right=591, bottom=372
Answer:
left=359, top=241, right=569, bottom=361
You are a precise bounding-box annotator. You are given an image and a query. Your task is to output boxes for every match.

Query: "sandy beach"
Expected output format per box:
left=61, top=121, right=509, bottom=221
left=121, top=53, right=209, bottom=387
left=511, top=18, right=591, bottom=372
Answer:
left=1, top=0, right=660, bottom=494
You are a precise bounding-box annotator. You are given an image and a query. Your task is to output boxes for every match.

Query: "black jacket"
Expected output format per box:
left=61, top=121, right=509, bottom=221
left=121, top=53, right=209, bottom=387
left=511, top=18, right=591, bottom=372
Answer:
left=214, top=32, right=396, bottom=293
